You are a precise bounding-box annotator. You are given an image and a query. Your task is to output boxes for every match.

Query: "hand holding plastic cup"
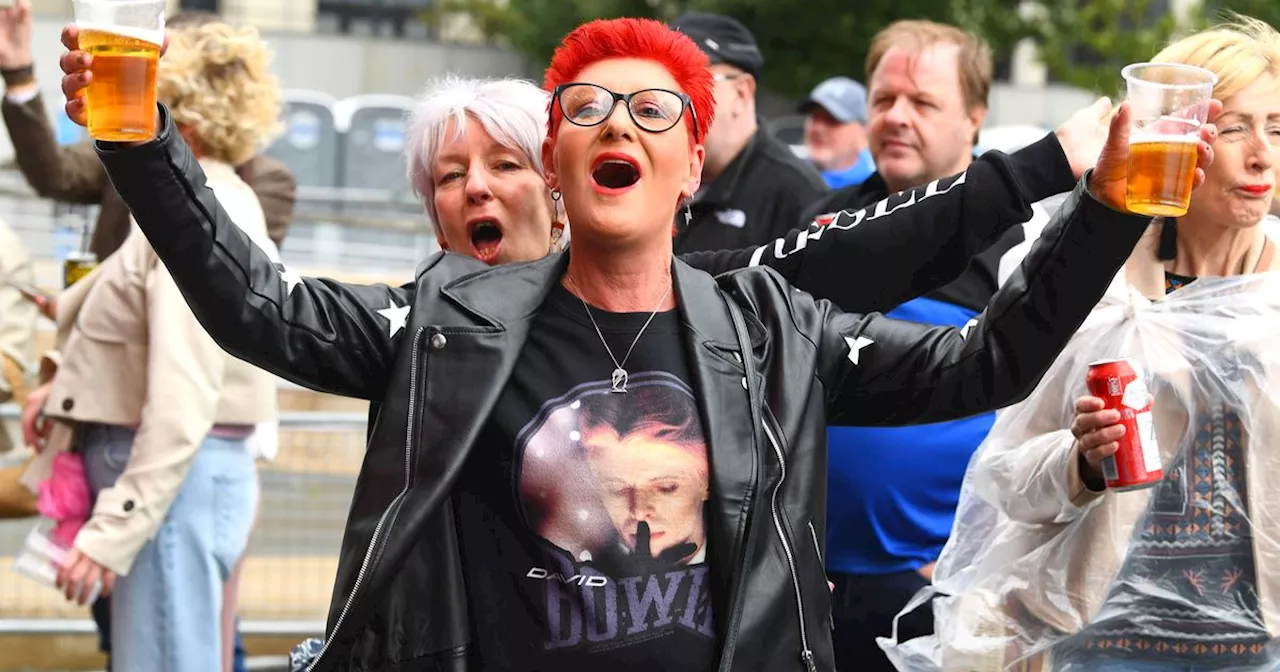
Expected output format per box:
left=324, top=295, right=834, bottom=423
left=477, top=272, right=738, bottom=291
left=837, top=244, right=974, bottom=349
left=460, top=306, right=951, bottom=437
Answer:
left=72, top=0, right=165, bottom=142
left=11, top=519, right=101, bottom=604
left=1121, top=62, right=1218, bottom=218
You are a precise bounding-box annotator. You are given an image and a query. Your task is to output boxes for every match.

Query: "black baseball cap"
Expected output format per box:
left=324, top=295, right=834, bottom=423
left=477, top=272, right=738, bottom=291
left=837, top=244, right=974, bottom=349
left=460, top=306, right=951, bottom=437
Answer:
left=669, top=12, right=764, bottom=79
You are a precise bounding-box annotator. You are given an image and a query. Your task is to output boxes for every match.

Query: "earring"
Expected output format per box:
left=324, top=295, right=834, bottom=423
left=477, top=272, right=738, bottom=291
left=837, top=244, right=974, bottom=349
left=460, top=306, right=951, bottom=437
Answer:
left=683, top=201, right=693, bottom=228
left=551, top=188, right=562, bottom=202
left=549, top=221, right=567, bottom=253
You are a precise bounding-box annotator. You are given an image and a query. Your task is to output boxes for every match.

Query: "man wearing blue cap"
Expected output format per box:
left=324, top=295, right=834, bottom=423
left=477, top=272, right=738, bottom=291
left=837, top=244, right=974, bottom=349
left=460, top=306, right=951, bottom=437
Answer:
left=801, top=77, right=876, bottom=189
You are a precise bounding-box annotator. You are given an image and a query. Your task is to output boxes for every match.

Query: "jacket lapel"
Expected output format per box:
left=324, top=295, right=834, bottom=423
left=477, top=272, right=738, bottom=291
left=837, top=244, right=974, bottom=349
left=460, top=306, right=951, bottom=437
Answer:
left=342, top=253, right=571, bottom=639
left=673, top=260, right=765, bottom=651
left=398, top=251, right=570, bottom=513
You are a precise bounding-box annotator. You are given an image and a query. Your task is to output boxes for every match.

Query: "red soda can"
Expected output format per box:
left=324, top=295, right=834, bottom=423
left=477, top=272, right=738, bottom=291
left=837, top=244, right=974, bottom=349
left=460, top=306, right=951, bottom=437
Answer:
left=1085, top=358, right=1163, bottom=491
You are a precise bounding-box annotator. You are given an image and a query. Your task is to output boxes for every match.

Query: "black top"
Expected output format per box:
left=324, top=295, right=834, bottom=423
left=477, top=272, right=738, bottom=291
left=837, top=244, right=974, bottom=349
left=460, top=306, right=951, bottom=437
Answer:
left=455, top=285, right=715, bottom=671
left=674, top=127, right=827, bottom=253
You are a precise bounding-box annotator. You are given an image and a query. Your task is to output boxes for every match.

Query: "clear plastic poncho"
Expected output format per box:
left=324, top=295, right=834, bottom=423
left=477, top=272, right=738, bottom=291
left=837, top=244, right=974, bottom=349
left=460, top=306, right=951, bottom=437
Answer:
left=880, top=226, right=1280, bottom=672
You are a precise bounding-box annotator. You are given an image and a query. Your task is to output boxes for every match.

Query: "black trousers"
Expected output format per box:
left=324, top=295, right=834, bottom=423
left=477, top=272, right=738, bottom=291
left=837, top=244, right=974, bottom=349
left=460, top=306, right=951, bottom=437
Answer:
left=830, top=570, right=935, bottom=672
left=92, top=595, right=112, bottom=669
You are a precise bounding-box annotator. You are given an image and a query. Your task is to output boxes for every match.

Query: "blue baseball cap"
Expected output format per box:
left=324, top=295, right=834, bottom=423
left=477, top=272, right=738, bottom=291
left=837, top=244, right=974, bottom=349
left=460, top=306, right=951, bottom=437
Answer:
left=799, top=77, right=868, bottom=124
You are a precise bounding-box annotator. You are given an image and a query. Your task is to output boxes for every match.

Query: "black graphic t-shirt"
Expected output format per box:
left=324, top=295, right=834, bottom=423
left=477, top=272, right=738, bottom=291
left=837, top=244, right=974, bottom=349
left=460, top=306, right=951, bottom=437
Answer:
left=453, top=283, right=717, bottom=671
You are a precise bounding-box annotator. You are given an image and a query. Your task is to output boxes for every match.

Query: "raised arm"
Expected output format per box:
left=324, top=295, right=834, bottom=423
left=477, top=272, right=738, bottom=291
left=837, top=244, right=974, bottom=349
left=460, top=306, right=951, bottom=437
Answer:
left=2, top=91, right=107, bottom=204
left=761, top=100, right=1218, bottom=428
left=679, top=132, right=1074, bottom=313
left=93, top=107, right=411, bottom=400
left=803, top=176, right=1148, bottom=427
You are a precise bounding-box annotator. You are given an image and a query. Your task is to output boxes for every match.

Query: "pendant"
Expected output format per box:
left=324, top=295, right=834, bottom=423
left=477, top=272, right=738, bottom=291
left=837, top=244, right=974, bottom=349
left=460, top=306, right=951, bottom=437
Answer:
left=610, top=367, right=629, bottom=393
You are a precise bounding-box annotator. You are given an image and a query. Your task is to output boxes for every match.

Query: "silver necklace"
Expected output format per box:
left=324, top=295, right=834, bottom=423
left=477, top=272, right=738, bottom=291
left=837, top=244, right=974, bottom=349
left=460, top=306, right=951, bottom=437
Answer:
left=566, top=276, right=672, bottom=394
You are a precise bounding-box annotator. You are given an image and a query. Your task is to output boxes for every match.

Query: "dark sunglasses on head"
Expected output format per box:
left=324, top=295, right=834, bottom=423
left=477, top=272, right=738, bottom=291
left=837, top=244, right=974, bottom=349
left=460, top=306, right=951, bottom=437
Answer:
left=553, top=82, right=701, bottom=142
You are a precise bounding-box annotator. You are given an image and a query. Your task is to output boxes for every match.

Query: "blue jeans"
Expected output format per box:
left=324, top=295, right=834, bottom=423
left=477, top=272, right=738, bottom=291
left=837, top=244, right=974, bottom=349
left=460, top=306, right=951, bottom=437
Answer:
left=81, top=423, right=258, bottom=672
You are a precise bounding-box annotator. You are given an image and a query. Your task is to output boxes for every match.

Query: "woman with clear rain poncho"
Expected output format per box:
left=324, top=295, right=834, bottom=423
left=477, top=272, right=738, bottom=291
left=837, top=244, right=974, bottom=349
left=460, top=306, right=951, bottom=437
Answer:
left=881, top=16, right=1280, bottom=672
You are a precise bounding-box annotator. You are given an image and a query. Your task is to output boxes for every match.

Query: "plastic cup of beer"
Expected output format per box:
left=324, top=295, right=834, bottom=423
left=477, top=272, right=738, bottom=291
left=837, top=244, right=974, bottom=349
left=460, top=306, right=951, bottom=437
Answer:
left=73, top=0, right=166, bottom=142
left=1121, top=62, right=1217, bottom=218
left=63, top=251, right=98, bottom=287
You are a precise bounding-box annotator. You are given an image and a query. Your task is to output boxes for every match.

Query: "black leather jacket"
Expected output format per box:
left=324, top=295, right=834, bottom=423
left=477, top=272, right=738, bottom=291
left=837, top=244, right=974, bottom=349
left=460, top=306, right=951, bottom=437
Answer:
left=95, top=110, right=1149, bottom=671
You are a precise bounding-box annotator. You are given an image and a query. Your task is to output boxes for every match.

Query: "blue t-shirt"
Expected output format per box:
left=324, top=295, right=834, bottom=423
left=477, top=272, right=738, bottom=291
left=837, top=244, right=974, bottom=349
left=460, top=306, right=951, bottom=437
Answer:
left=819, top=148, right=875, bottom=190
left=824, top=296, right=994, bottom=575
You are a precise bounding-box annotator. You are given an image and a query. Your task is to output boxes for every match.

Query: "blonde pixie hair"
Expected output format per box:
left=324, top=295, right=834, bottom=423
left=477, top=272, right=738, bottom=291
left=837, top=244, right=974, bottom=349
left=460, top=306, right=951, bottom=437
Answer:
left=1154, top=15, right=1280, bottom=101
left=157, top=21, right=283, bottom=166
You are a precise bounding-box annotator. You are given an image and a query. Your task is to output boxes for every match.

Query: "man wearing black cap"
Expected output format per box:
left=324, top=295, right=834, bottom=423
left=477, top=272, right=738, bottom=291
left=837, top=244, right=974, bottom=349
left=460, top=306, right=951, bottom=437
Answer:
left=669, top=11, right=828, bottom=253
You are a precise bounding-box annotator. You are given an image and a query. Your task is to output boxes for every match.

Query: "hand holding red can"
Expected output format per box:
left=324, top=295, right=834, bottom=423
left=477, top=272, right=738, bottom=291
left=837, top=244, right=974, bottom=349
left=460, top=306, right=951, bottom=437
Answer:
left=1071, top=396, right=1125, bottom=478
left=1076, top=358, right=1163, bottom=491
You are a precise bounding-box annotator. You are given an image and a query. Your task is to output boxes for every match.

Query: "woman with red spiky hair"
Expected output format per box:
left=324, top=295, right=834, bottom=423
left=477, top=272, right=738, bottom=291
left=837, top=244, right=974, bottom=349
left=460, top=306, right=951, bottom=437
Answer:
left=57, top=16, right=1215, bottom=671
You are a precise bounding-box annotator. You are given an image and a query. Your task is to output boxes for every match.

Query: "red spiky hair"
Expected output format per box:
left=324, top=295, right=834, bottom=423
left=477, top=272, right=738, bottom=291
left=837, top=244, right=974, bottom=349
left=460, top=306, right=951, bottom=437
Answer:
left=543, top=17, right=714, bottom=147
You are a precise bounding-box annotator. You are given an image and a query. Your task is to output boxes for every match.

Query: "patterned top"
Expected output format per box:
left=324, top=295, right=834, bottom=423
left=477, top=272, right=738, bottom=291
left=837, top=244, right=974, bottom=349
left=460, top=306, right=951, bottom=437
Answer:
left=1056, top=272, right=1270, bottom=668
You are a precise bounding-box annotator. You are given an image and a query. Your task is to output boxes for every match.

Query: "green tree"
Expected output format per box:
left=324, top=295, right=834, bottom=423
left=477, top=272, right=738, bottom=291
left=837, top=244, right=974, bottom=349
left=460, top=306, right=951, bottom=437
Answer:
left=432, top=0, right=689, bottom=81
left=1014, top=0, right=1192, bottom=96
left=1204, top=0, right=1280, bottom=31
left=693, top=0, right=1025, bottom=98
left=433, top=0, right=1028, bottom=99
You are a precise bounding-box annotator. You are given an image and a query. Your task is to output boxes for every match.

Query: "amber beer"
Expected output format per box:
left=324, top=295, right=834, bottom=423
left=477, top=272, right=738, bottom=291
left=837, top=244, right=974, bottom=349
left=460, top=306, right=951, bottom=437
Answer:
left=1125, top=135, right=1198, bottom=218
left=80, top=26, right=160, bottom=142
left=63, top=251, right=98, bottom=287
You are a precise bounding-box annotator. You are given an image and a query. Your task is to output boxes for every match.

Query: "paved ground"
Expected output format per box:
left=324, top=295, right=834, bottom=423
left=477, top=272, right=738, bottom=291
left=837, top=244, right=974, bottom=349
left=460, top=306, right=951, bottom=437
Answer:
left=0, top=636, right=299, bottom=672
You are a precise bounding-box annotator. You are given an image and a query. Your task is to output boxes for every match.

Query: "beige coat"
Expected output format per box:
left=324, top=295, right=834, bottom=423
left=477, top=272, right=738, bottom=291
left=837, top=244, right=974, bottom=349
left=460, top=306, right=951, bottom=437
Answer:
left=22, top=160, right=279, bottom=576
left=0, top=219, right=37, bottom=453
left=943, top=223, right=1280, bottom=671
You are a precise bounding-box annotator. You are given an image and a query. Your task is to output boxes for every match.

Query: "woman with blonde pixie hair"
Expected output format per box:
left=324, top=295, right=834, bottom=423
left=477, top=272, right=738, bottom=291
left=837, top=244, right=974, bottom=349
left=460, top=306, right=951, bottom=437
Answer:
left=23, top=17, right=282, bottom=672
left=882, top=16, right=1280, bottom=672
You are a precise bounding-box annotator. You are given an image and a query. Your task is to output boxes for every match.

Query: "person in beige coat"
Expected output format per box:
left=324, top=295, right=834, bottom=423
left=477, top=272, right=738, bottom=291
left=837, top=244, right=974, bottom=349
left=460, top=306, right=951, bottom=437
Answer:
left=19, top=19, right=282, bottom=672
left=0, top=219, right=35, bottom=442
left=0, top=218, right=38, bottom=517
left=882, top=17, right=1280, bottom=672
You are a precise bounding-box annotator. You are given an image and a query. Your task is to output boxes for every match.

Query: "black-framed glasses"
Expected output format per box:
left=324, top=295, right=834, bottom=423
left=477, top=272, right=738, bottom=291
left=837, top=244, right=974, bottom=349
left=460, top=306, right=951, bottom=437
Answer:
left=553, top=82, right=700, bottom=141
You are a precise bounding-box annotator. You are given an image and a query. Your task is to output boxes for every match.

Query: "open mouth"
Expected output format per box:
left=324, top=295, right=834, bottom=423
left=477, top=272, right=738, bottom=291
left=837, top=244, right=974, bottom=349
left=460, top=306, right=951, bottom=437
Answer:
left=469, top=220, right=503, bottom=263
left=591, top=154, right=641, bottom=192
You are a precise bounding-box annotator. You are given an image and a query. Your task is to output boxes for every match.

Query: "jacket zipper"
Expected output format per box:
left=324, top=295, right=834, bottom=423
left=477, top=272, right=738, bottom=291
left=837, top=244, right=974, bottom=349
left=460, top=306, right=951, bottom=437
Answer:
left=807, top=521, right=824, bottom=566
left=307, top=326, right=426, bottom=671
left=717, top=352, right=757, bottom=672
left=762, top=413, right=815, bottom=672
left=808, top=520, right=834, bottom=631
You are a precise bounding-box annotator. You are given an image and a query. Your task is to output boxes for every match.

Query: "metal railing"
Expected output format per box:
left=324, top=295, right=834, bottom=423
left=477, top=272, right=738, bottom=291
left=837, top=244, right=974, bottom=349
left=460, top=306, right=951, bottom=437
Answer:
left=0, top=167, right=438, bottom=288
left=0, top=160, right=434, bottom=644
left=0, top=405, right=367, bottom=638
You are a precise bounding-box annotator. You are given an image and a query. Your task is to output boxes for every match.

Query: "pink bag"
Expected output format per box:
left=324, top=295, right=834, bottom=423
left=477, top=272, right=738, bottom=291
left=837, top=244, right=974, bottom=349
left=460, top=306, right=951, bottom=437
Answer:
left=36, top=452, right=92, bottom=548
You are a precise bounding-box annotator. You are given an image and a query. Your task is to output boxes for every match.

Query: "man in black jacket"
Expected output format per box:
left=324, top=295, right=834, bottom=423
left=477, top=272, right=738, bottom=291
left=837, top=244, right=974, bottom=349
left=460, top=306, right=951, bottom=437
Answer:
left=668, top=12, right=829, bottom=253
left=793, top=19, right=1112, bottom=671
